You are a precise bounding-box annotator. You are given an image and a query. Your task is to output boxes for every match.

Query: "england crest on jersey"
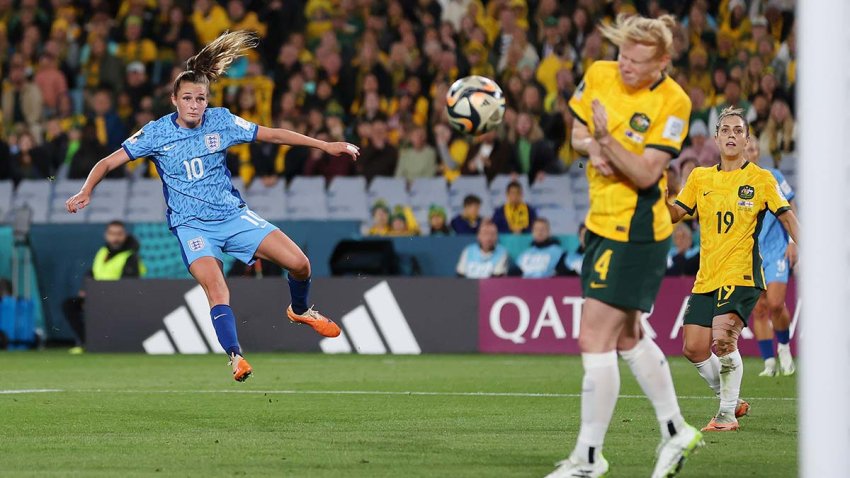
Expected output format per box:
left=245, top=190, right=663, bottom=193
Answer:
left=204, top=133, right=221, bottom=153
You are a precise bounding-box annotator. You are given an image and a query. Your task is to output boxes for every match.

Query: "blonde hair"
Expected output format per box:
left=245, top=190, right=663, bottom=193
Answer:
left=715, top=106, right=749, bottom=136
left=598, top=14, right=676, bottom=58
left=172, top=31, right=258, bottom=95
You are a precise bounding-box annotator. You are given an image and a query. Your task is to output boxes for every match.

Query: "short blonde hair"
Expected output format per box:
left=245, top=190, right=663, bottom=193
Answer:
left=715, top=106, right=749, bottom=136
left=599, top=14, right=676, bottom=58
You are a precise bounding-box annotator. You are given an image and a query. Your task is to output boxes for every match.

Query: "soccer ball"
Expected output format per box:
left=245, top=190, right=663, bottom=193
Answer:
left=445, top=76, right=506, bottom=135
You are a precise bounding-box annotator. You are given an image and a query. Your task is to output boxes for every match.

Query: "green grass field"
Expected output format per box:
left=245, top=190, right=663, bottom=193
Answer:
left=0, top=353, right=797, bottom=477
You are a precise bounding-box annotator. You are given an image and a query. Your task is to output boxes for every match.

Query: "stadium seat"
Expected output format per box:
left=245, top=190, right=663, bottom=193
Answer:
left=287, top=195, right=329, bottom=220
left=243, top=182, right=287, bottom=221
left=538, top=206, right=580, bottom=236
left=367, top=176, right=409, bottom=210
left=410, top=177, right=448, bottom=207
left=0, top=180, right=14, bottom=222
left=13, top=179, right=52, bottom=224
left=87, top=179, right=130, bottom=223
left=410, top=177, right=449, bottom=229
left=449, top=176, right=492, bottom=218
left=328, top=176, right=369, bottom=221
left=127, top=180, right=167, bottom=223
left=288, top=176, right=326, bottom=197
left=529, top=174, right=572, bottom=209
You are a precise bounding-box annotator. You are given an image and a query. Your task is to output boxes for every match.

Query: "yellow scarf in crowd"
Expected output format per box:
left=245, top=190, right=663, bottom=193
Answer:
left=505, top=203, right=530, bottom=233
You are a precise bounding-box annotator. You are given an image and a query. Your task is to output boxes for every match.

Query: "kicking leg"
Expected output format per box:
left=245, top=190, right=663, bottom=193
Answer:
left=618, top=312, right=686, bottom=439
left=255, top=230, right=340, bottom=337
left=620, top=314, right=703, bottom=478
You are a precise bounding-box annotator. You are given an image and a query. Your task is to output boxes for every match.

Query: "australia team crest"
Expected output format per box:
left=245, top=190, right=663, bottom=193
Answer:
left=204, top=133, right=221, bottom=153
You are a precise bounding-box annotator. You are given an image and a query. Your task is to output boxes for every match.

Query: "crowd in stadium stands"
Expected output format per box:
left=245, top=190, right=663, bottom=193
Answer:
left=0, top=0, right=796, bottom=233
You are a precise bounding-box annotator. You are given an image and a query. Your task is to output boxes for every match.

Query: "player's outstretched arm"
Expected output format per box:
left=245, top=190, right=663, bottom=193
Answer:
left=591, top=99, right=671, bottom=189
left=65, top=148, right=132, bottom=213
left=255, top=126, right=360, bottom=160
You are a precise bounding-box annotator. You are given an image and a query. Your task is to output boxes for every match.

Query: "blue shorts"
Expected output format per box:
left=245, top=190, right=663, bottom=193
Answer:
left=762, top=249, right=789, bottom=285
left=171, top=208, right=279, bottom=269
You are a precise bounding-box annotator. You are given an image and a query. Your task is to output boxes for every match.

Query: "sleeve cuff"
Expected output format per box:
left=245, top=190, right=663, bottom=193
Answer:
left=674, top=200, right=695, bottom=216
left=645, top=144, right=681, bottom=157
left=774, top=205, right=791, bottom=216
left=251, top=124, right=259, bottom=142
left=568, top=104, right=587, bottom=126
left=122, top=144, right=137, bottom=160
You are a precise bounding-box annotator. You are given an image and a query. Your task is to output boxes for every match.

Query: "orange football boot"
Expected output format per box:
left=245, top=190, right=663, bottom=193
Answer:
left=230, top=353, right=253, bottom=382
left=735, top=399, right=750, bottom=418
left=701, top=415, right=739, bottom=432
left=287, top=305, right=341, bottom=337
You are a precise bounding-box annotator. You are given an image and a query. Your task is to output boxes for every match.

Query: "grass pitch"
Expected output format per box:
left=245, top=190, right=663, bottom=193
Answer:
left=0, top=353, right=796, bottom=477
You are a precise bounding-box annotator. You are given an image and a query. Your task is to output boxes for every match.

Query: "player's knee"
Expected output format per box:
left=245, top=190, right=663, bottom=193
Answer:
left=767, top=300, right=785, bottom=319
left=682, top=341, right=709, bottom=362
left=201, top=278, right=229, bottom=305
left=289, top=253, right=311, bottom=278
left=713, top=337, right=737, bottom=356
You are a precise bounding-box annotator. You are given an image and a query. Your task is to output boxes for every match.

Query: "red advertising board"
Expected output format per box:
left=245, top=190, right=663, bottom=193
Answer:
left=479, top=277, right=799, bottom=356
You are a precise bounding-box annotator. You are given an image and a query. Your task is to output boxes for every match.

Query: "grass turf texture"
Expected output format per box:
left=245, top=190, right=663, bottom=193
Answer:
left=0, top=353, right=796, bottom=477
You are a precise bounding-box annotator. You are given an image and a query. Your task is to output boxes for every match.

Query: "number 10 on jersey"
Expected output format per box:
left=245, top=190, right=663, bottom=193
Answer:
left=184, top=158, right=204, bottom=180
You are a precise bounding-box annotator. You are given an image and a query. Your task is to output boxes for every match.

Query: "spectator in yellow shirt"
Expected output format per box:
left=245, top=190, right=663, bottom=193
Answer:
left=191, top=0, right=230, bottom=46
left=117, top=16, right=157, bottom=67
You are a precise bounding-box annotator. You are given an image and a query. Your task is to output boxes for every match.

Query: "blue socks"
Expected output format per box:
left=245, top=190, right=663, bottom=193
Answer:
left=210, top=304, right=241, bottom=357
left=775, top=329, right=790, bottom=345
left=757, top=339, right=774, bottom=360
left=288, top=275, right=311, bottom=315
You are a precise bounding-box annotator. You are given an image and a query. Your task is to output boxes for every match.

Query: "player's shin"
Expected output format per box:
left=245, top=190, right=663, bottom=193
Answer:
left=287, top=274, right=311, bottom=315
left=211, top=304, right=241, bottom=356
left=694, top=354, right=722, bottom=395
left=620, top=337, right=686, bottom=438
left=718, top=349, right=744, bottom=417
left=573, top=351, right=619, bottom=465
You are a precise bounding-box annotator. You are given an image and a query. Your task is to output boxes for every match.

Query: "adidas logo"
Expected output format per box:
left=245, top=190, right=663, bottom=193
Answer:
left=142, top=281, right=421, bottom=355
left=142, top=285, right=224, bottom=354
left=319, top=281, right=421, bottom=355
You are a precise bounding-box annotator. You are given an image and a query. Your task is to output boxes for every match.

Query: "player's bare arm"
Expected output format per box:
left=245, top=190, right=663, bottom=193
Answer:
left=65, top=148, right=132, bottom=213
left=591, top=99, right=672, bottom=189
left=256, top=126, right=360, bottom=160
left=666, top=200, right=688, bottom=224
left=571, top=120, right=615, bottom=176
left=777, top=208, right=800, bottom=246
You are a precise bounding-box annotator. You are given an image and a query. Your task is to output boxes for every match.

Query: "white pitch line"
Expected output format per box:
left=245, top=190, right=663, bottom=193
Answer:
left=0, top=389, right=63, bottom=394
left=53, top=389, right=798, bottom=401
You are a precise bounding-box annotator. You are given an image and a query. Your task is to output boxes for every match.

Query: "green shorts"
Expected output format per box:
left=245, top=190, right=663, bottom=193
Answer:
left=580, top=230, right=670, bottom=312
left=683, top=286, right=763, bottom=328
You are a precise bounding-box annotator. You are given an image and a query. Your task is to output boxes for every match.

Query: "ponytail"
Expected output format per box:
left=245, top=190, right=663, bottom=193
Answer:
left=172, top=31, right=258, bottom=96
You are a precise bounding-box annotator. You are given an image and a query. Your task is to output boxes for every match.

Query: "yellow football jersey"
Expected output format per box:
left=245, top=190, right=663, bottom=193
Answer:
left=675, top=161, right=791, bottom=293
left=569, top=61, right=692, bottom=243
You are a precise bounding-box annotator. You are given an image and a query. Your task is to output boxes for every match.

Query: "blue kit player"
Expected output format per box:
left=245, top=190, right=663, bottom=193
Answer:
left=66, top=31, right=359, bottom=382
left=745, top=135, right=798, bottom=376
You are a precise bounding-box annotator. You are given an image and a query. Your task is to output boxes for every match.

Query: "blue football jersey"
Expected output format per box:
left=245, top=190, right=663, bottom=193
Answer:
left=517, top=243, right=563, bottom=278
left=758, top=168, right=795, bottom=257
left=121, top=107, right=258, bottom=228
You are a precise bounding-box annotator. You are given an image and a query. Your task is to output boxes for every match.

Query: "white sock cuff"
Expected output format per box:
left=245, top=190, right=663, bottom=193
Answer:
left=719, top=349, right=742, bottom=364
left=618, top=336, right=654, bottom=360
left=582, top=351, right=618, bottom=369
left=695, top=353, right=719, bottom=368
